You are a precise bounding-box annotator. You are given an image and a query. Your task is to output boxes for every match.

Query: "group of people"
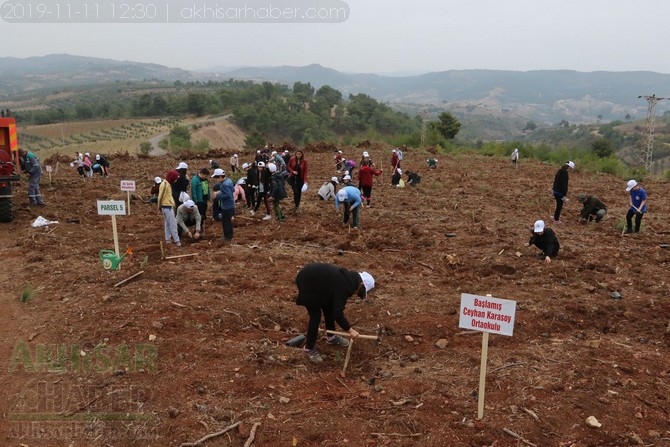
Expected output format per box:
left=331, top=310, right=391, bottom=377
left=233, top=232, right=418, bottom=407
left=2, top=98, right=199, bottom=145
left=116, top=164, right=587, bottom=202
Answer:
left=527, top=158, right=648, bottom=263
left=71, top=152, right=110, bottom=178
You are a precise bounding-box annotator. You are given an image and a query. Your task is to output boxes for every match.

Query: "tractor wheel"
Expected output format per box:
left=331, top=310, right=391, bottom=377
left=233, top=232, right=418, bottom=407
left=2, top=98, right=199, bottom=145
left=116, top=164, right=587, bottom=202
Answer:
left=0, top=197, right=13, bottom=222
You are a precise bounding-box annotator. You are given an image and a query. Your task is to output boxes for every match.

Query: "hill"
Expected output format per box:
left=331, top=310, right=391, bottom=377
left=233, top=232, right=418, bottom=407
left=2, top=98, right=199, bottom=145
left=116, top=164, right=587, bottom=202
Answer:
left=1, top=148, right=669, bottom=446
left=3, top=54, right=670, bottom=125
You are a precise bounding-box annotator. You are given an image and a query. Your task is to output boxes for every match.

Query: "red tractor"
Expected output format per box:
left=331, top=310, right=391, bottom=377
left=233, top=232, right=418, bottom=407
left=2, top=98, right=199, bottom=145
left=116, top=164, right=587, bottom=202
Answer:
left=0, top=117, right=21, bottom=222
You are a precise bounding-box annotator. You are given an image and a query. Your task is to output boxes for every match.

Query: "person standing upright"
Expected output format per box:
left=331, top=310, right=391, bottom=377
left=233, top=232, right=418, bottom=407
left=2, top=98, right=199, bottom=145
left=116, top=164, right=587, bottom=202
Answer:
left=511, top=148, right=519, bottom=167
left=191, top=168, right=210, bottom=231
left=172, top=162, right=190, bottom=210
left=18, top=148, right=46, bottom=206
left=552, top=161, right=574, bottom=223
left=158, top=170, right=180, bottom=246
left=287, top=149, right=308, bottom=215
left=624, top=179, right=647, bottom=234
left=212, top=168, right=235, bottom=242
left=229, top=154, right=240, bottom=173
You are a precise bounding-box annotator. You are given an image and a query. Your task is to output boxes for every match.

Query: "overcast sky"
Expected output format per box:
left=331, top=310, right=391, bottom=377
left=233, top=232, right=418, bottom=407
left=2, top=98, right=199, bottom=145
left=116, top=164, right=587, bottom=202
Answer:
left=2, top=0, right=669, bottom=74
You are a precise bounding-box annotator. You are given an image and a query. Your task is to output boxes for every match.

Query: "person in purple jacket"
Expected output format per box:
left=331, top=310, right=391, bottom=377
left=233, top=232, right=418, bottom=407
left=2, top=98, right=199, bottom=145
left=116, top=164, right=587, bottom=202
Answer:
left=295, top=263, right=375, bottom=363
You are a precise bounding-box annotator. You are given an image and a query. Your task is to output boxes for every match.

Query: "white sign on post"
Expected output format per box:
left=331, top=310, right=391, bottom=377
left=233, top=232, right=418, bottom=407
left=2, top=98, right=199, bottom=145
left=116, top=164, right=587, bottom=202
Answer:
left=459, top=293, right=516, bottom=336
left=120, top=180, right=136, bottom=191
left=97, top=200, right=126, bottom=257
left=97, top=200, right=126, bottom=215
left=120, top=180, right=136, bottom=216
left=459, top=293, right=517, bottom=421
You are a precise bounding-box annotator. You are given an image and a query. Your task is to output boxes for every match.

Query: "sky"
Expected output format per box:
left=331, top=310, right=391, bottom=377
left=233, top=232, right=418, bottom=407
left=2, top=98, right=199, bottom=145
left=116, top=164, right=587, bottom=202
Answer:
left=2, top=0, right=670, bottom=75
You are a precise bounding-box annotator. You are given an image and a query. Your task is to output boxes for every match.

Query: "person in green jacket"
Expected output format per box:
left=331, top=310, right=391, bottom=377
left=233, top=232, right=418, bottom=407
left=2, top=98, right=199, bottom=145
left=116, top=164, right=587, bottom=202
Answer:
left=191, top=168, right=210, bottom=229
left=577, top=194, right=607, bottom=223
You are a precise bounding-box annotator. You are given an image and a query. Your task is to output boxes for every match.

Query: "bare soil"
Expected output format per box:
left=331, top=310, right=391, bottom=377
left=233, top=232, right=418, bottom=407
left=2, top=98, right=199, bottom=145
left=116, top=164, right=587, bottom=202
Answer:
left=1, top=149, right=670, bottom=447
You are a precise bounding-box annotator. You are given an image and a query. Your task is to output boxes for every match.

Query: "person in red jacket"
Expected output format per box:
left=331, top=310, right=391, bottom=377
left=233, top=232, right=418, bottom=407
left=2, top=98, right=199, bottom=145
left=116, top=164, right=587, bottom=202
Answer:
left=358, top=160, right=382, bottom=207
left=287, top=149, right=308, bottom=215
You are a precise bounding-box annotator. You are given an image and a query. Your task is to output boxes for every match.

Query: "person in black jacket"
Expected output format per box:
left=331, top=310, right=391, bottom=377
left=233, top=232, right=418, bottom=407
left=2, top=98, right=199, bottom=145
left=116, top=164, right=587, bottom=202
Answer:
left=295, top=263, right=375, bottom=363
left=552, top=161, right=574, bottom=223
left=577, top=194, right=607, bottom=223
left=172, top=162, right=190, bottom=212
left=528, top=220, right=560, bottom=263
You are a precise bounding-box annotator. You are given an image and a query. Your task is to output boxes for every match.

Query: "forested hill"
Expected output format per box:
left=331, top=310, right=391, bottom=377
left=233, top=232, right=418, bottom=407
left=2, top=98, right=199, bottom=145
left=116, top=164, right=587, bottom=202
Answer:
left=3, top=54, right=670, bottom=123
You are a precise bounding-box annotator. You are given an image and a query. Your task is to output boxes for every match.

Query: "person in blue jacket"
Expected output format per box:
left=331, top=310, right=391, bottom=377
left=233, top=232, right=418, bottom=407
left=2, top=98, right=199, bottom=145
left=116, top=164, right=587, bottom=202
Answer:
left=335, top=185, right=362, bottom=229
left=19, top=148, right=45, bottom=206
left=211, top=168, right=235, bottom=242
left=624, top=179, right=647, bottom=234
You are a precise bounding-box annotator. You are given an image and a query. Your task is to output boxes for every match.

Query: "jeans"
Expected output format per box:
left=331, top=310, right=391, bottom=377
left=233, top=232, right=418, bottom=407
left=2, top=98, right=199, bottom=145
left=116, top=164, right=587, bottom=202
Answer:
left=220, top=208, right=235, bottom=240
left=626, top=209, right=644, bottom=232
left=304, top=305, right=336, bottom=350
left=553, top=194, right=564, bottom=221
left=161, top=207, right=179, bottom=243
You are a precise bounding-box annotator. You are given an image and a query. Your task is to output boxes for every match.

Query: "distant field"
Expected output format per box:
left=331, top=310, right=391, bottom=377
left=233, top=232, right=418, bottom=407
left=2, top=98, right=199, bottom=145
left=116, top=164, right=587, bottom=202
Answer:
left=18, top=118, right=178, bottom=157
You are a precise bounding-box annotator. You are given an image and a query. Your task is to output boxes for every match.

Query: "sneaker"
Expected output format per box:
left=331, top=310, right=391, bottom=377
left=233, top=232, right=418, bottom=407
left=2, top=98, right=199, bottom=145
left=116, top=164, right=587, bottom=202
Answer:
left=295, top=206, right=301, bottom=215
left=249, top=210, right=255, bottom=216
left=262, top=214, right=272, bottom=221
left=326, top=335, right=350, bottom=347
left=175, top=241, right=182, bottom=247
left=303, top=347, right=323, bottom=363
left=624, top=228, right=633, bottom=234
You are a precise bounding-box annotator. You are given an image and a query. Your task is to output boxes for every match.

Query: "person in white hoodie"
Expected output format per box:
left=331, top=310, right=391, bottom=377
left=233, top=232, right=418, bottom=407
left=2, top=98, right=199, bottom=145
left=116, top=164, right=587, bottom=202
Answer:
left=318, top=177, right=339, bottom=201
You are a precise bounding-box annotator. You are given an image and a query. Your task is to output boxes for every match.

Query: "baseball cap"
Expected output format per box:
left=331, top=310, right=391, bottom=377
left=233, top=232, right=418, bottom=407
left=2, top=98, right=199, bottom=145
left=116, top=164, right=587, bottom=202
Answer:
left=331, top=176, right=340, bottom=184
left=566, top=161, right=575, bottom=169
left=343, top=175, right=351, bottom=181
left=176, top=162, right=188, bottom=170
left=211, top=168, right=226, bottom=177
left=533, top=220, right=545, bottom=233
left=626, top=179, right=637, bottom=192
left=337, top=189, right=347, bottom=202
left=242, top=163, right=250, bottom=170
left=236, top=178, right=246, bottom=185
left=184, top=200, right=196, bottom=209
left=154, top=176, right=162, bottom=184
left=357, top=271, right=375, bottom=299
left=95, top=154, right=100, bottom=160
left=257, top=162, right=265, bottom=168
left=363, top=151, right=370, bottom=157
left=268, top=163, right=277, bottom=173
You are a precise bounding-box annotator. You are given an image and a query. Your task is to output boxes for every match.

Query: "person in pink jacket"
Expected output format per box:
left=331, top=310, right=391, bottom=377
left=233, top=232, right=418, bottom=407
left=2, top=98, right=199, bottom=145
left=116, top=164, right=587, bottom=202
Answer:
left=287, top=149, right=308, bottom=215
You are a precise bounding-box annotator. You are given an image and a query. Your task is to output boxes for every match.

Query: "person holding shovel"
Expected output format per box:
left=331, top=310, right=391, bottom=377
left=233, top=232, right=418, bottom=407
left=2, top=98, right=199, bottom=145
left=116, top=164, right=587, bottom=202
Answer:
left=295, top=263, right=375, bottom=363
left=624, top=179, right=647, bottom=234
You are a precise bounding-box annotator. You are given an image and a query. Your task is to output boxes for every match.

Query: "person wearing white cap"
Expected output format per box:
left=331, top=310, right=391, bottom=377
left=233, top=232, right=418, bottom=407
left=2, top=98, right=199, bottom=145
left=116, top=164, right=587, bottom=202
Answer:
left=551, top=161, right=575, bottom=223
left=511, top=148, right=519, bottom=167
left=229, top=154, right=239, bottom=173
left=335, top=185, right=363, bottom=229
left=253, top=162, right=273, bottom=220
left=426, top=157, right=438, bottom=169
left=527, top=219, right=560, bottom=263
left=318, top=176, right=340, bottom=201
left=150, top=176, right=162, bottom=204
left=211, top=168, right=236, bottom=242
left=268, top=162, right=287, bottom=221
left=624, top=179, right=647, bottom=234
left=172, top=162, right=190, bottom=212
left=175, top=199, right=202, bottom=240
left=334, top=149, right=344, bottom=171
left=294, top=263, right=376, bottom=363
left=93, top=154, right=110, bottom=177
left=83, top=152, right=93, bottom=177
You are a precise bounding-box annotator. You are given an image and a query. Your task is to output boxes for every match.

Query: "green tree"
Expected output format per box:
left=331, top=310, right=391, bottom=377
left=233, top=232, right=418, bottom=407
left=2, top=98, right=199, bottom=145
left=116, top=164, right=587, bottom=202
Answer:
left=169, top=125, right=192, bottom=150
left=523, top=121, right=537, bottom=131
left=591, top=137, right=614, bottom=158
left=139, top=141, right=152, bottom=155
left=244, top=130, right=266, bottom=150
left=433, top=112, right=461, bottom=140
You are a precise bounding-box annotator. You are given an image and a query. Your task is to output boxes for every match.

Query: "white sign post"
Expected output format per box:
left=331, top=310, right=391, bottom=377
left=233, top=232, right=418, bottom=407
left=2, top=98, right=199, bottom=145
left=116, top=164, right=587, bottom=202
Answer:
left=120, top=180, right=136, bottom=216
left=97, top=200, right=126, bottom=257
left=459, top=293, right=517, bottom=420
left=46, top=165, right=53, bottom=184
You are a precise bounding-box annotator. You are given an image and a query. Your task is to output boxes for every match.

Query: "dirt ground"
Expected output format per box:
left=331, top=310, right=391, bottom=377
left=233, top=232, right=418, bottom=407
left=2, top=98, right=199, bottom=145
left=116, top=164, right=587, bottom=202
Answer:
left=1, top=147, right=670, bottom=447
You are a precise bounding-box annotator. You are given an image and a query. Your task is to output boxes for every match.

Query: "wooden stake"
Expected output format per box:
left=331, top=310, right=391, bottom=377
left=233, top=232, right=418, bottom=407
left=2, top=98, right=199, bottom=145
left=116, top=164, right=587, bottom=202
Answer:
left=114, top=270, right=144, bottom=288
left=477, top=331, right=490, bottom=420
left=164, top=253, right=199, bottom=260
left=341, top=338, right=354, bottom=377
left=111, top=214, right=120, bottom=257
left=160, top=240, right=165, bottom=259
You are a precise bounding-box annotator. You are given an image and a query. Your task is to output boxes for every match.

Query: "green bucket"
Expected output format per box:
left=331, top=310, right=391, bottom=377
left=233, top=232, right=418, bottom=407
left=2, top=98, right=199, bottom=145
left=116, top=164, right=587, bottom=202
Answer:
left=99, top=250, right=124, bottom=270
